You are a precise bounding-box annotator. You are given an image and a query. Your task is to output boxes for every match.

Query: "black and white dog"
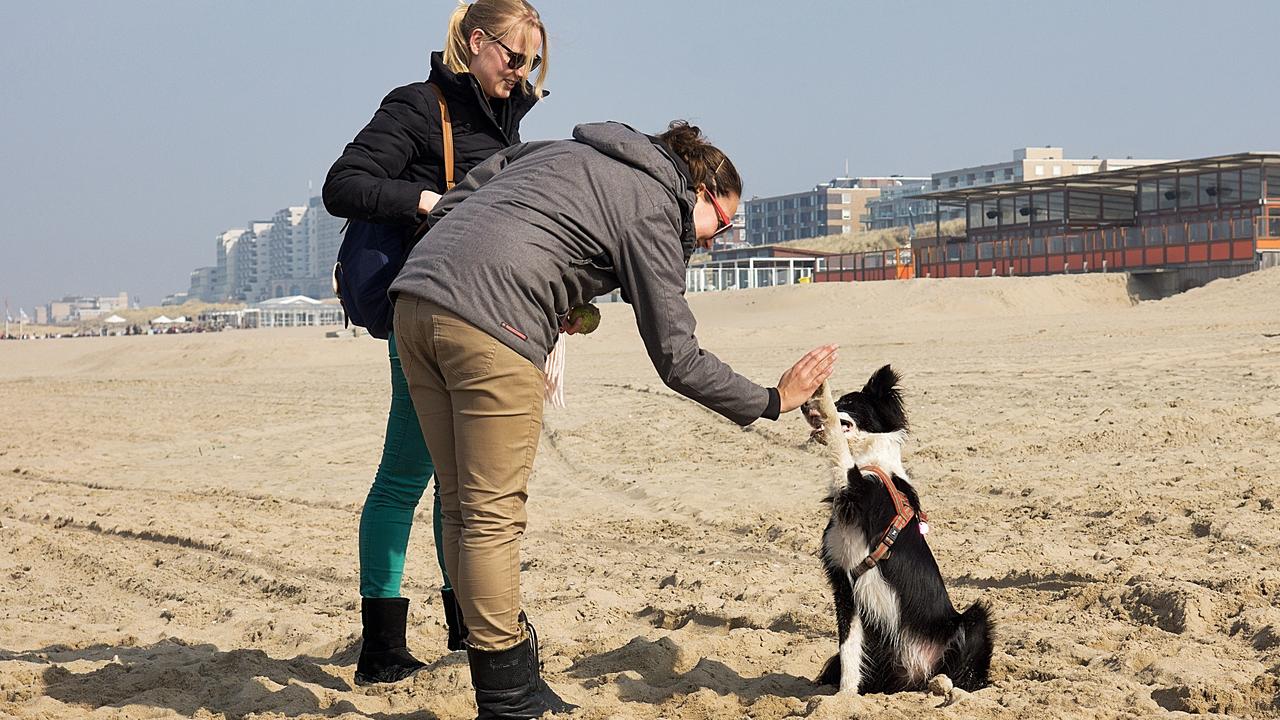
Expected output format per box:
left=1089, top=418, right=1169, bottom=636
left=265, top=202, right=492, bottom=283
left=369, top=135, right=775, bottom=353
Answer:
left=803, top=365, right=992, bottom=694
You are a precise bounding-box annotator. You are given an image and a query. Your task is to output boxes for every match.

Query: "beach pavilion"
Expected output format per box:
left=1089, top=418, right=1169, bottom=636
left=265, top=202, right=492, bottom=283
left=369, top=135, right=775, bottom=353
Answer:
left=251, top=296, right=346, bottom=328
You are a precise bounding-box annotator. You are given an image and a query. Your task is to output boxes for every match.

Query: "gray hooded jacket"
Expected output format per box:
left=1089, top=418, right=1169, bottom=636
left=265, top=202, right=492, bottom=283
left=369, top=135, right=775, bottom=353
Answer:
left=389, top=121, right=774, bottom=426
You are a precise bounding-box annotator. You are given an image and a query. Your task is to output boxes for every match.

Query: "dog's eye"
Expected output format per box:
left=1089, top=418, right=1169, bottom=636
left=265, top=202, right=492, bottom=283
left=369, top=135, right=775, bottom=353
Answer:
left=840, top=419, right=853, bottom=430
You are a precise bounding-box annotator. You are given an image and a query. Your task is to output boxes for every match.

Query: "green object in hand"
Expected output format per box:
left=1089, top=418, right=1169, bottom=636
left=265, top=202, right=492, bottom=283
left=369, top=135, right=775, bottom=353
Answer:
left=568, top=304, right=601, bottom=334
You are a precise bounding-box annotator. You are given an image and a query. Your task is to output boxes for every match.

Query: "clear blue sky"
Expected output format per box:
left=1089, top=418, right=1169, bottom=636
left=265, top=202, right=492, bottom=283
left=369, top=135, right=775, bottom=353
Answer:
left=2, top=0, right=1276, bottom=312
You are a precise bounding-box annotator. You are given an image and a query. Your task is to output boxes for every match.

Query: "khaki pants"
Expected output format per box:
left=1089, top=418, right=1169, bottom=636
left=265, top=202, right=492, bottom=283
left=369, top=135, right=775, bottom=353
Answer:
left=393, top=297, right=545, bottom=651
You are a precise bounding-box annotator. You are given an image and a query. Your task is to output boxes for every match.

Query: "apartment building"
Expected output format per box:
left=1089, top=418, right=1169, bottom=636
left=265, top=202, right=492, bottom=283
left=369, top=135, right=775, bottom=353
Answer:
left=931, top=147, right=1168, bottom=192
left=858, top=178, right=964, bottom=231
left=40, top=292, right=131, bottom=324
left=189, top=198, right=345, bottom=303
left=744, top=177, right=907, bottom=245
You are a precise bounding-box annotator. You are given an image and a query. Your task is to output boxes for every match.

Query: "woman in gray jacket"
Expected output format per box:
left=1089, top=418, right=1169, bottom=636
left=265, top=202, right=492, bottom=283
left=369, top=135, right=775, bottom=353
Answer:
left=389, top=120, right=837, bottom=718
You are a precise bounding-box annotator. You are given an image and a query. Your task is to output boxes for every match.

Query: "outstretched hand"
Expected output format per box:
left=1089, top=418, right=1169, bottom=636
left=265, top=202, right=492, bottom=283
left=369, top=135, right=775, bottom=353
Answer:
left=777, top=344, right=839, bottom=414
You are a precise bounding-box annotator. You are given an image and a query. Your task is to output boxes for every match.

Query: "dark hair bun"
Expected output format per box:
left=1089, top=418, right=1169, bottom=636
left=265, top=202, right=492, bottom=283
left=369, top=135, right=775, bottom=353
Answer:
left=658, top=120, right=742, bottom=198
left=660, top=120, right=704, bottom=155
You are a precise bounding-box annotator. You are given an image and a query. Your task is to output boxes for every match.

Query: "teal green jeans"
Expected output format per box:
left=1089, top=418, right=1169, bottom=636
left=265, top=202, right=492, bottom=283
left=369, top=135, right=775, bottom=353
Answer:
left=359, top=332, right=451, bottom=598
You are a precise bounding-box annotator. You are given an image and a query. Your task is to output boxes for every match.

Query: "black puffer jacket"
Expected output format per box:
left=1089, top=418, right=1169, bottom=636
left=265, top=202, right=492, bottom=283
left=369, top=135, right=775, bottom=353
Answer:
left=323, top=51, right=543, bottom=227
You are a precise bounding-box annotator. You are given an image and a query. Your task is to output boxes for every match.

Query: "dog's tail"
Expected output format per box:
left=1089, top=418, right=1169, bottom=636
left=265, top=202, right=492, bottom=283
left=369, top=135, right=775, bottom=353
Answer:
left=938, top=601, right=994, bottom=691
left=812, top=381, right=854, bottom=474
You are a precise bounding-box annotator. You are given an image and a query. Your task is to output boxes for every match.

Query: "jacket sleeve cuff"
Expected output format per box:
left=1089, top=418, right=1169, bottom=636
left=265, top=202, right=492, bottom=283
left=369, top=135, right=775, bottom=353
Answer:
left=380, top=180, right=428, bottom=226
left=761, top=387, right=781, bottom=421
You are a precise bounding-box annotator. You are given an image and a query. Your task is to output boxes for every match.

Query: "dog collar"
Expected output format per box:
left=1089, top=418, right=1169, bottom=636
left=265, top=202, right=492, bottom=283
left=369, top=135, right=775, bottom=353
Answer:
left=850, top=465, right=929, bottom=579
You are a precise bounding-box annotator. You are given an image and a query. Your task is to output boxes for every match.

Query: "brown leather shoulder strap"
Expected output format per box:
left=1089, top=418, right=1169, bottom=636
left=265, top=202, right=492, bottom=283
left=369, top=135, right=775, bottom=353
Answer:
left=865, top=465, right=914, bottom=521
left=425, top=82, right=455, bottom=190
left=849, top=465, right=921, bottom=579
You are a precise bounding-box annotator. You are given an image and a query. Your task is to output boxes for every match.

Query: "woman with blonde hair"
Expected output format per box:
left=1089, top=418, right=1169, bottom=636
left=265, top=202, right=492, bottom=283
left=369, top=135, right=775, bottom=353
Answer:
left=322, top=0, right=548, bottom=687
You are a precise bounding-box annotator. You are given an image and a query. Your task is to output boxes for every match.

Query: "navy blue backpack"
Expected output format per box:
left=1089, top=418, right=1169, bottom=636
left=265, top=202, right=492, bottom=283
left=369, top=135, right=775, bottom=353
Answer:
left=332, top=83, right=454, bottom=339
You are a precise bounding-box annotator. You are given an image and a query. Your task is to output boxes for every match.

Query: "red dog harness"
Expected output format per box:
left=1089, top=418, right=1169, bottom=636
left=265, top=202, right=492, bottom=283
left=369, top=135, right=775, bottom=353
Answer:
left=850, top=465, right=929, bottom=579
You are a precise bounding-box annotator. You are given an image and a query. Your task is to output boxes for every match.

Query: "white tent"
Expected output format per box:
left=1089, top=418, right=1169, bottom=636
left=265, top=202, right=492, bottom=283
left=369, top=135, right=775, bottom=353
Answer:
left=172, top=315, right=188, bottom=323
left=104, top=314, right=127, bottom=324
left=150, top=315, right=173, bottom=325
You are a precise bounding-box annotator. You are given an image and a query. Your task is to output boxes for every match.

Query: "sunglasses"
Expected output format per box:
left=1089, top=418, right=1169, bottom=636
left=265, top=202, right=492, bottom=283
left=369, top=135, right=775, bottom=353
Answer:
left=488, top=33, right=542, bottom=71
left=704, top=188, right=734, bottom=238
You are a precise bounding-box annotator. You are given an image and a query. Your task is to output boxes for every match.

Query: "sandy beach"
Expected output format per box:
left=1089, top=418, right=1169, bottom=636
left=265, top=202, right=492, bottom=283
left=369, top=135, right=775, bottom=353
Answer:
left=2, top=269, right=1278, bottom=719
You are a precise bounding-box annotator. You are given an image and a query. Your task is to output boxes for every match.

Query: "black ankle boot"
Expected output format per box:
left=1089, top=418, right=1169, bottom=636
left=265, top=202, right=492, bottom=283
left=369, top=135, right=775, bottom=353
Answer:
left=354, top=597, right=427, bottom=686
left=442, top=587, right=469, bottom=652
left=467, top=617, right=578, bottom=719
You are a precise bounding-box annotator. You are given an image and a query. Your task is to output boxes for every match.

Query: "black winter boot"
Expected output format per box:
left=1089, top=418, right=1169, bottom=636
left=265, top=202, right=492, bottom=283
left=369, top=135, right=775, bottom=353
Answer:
left=442, top=587, right=469, bottom=652
left=354, top=597, right=427, bottom=686
left=467, top=617, right=578, bottom=719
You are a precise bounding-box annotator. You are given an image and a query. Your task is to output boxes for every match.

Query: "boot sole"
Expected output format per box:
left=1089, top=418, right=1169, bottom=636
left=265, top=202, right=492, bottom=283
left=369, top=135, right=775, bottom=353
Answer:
left=353, top=664, right=427, bottom=687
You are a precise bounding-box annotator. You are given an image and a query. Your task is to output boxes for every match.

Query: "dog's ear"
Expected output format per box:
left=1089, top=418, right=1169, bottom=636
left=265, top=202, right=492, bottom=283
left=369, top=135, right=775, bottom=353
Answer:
left=860, top=364, right=901, bottom=397
left=846, top=463, right=881, bottom=490
left=860, top=364, right=908, bottom=432
left=846, top=463, right=862, bottom=489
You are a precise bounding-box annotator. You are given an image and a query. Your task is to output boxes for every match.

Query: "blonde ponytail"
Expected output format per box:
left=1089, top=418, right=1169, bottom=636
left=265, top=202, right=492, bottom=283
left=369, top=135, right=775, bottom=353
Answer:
left=443, top=3, right=472, bottom=75
left=441, top=0, right=549, bottom=99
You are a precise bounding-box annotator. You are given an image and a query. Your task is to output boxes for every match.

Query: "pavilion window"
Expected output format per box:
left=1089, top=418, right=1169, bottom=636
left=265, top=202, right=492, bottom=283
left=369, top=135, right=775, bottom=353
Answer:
left=1178, top=174, right=1198, bottom=209
left=1241, top=168, right=1261, bottom=201
left=1031, top=193, right=1048, bottom=224
left=969, top=202, right=983, bottom=229
left=1069, top=191, right=1101, bottom=221
left=1265, top=165, right=1280, bottom=198
left=1138, top=179, right=1158, bottom=213
left=1102, top=193, right=1133, bottom=221
left=1157, top=177, right=1177, bottom=211
left=998, top=196, right=1016, bottom=226
left=1219, top=170, right=1241, bottom=204
left=1047, top=192, right=1065, bottom=222
left=1197, top=172, right=1218, bottom=207
left=1014, top=195, right=1031, bottom=225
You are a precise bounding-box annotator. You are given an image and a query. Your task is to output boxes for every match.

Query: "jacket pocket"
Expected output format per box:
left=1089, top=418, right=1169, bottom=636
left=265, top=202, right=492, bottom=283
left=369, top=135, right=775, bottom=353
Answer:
left=572, top=252, right=614, bottom=272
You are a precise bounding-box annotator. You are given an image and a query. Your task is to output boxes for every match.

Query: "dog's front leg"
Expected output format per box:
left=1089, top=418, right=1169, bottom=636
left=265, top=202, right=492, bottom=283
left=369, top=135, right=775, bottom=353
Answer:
left=837, top=613, right=864, bottom=694
left=830, top=570, right=864, bottom=695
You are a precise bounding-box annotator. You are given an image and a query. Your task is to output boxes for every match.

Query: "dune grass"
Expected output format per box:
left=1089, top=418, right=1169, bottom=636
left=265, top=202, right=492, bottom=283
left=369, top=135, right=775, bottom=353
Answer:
left=776, top=218, right=966, bottom=255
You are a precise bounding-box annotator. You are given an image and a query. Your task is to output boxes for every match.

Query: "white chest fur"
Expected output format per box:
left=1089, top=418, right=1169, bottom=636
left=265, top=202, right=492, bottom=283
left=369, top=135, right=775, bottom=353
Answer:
left=823, top=520, right=902, bottom=637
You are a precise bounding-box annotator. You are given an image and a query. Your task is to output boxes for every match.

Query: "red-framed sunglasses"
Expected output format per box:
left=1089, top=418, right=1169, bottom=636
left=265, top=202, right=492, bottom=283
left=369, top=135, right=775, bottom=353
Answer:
left=488, top=33, right=542, bottom=71
left=704, top=187, right=734, bottom=238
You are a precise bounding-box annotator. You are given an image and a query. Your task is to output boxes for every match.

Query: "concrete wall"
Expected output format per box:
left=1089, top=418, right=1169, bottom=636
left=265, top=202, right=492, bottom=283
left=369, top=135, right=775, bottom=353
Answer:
left=1125, top=261, right=1259, bottom=300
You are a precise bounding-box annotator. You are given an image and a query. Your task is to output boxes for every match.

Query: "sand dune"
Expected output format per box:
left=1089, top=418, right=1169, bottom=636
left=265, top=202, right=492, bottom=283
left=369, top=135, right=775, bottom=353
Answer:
left=2, top=269, right=1278, bottom=719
